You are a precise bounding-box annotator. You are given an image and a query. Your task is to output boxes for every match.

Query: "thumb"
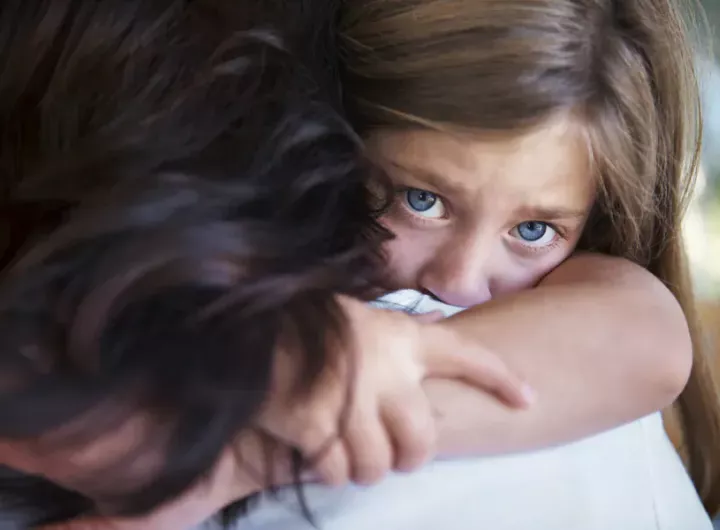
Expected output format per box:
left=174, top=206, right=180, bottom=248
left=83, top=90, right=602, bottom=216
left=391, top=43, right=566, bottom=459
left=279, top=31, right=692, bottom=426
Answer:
left=420, top=329, right=535, bottom=409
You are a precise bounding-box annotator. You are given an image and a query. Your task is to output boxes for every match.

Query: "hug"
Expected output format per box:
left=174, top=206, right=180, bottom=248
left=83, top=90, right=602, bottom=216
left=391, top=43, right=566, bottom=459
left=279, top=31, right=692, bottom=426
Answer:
left=0, top=1, right=718, bottom=529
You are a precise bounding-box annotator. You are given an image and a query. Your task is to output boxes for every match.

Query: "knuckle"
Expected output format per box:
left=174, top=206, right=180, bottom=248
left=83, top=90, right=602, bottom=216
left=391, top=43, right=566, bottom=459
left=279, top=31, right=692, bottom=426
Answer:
left=356, top=460, right=389, bottom=485
left=316, top=454, right=348, bottom=486
left=299, top=418, right=336, bottom=452
left=354, top=440, right=392, bottom=485
left=392, top=399, right=436, bottom=471
left=398, top=427, right=435, bottom=471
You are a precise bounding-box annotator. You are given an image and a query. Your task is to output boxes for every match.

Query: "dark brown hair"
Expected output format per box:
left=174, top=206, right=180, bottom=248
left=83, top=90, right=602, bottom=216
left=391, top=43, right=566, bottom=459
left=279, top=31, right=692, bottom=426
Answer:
left=0, top=0, right=386, bottom=526
left=340, top=0, right=720, bottom=514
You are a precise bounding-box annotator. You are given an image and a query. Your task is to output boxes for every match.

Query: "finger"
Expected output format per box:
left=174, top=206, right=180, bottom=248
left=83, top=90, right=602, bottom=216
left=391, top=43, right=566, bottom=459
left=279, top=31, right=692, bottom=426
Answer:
left=300, top=469, right=321, bottom=483
left=381, top=390, right=436, bottom=473
left=411, top=311, right=445, bottom=324
left=309, top=436, right=351, bottom=487
left=423, top=349, right=535, bottom=408
left=344, top=407, right=394, bottom=486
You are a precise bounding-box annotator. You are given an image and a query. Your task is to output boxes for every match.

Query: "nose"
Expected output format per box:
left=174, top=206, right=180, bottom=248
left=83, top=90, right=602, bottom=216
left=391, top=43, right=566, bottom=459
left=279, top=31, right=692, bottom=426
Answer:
left=418, top=238, right=493, bottom=308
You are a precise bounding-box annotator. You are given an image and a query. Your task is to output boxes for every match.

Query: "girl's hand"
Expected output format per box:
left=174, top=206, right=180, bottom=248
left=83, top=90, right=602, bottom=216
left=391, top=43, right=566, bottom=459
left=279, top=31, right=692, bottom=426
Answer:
left=256, top=296, right=533, bottom=488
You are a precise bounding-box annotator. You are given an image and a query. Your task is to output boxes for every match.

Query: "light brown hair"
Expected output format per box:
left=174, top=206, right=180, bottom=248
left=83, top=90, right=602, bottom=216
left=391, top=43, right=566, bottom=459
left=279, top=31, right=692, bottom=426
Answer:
left=339, top=0, right=720, bottom=514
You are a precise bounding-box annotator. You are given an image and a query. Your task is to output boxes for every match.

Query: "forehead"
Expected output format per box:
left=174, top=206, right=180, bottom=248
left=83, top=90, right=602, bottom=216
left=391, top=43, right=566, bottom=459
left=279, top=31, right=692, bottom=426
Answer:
left=367, top=115, right=594, bottom=214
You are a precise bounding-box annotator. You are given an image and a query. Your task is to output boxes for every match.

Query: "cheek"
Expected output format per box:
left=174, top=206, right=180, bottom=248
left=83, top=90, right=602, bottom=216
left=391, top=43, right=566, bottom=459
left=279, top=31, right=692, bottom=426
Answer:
left=534, top=250, right=573, bottom=283
left=0, top=414, right=164, bottom=499
left=496, top=248, right=575, bottom=295
left=0, top=442, right=87, bottom=494
left=0, top=440, right=42, bottom=475
left=380, top=220, right=435, bottom=288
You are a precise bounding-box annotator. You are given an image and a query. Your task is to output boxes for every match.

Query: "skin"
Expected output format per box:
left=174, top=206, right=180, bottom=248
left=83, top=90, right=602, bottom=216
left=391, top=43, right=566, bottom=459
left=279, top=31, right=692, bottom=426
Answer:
left=33, top=115, right=693, bottom=529
left=370, top=115, right=594, bottom=303
left=429, top=252, right=691, bottom=456
left=366, top=116, right=689, bottom=457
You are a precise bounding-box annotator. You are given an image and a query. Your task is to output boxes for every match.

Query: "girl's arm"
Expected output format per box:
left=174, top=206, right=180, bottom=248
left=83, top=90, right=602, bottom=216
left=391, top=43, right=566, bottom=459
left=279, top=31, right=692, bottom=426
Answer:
left=426, top=252, right=692, bottom=456
left=40, top=254, right=690, bottom=530
left=253, top=252, right=690, bottom=481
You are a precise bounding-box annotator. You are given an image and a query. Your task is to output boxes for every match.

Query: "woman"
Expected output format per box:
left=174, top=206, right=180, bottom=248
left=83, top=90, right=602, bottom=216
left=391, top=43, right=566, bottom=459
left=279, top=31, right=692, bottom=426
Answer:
left=2, top=0, right=717, bottom=528
left=0, top=0, right=391, bottom=525
left=0, top=1, right=527, bottom=528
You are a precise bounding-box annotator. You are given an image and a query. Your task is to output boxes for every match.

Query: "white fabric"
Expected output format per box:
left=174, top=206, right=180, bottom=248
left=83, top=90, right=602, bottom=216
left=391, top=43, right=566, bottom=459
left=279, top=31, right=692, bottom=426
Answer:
left=224, top=290, right=712, bottom=530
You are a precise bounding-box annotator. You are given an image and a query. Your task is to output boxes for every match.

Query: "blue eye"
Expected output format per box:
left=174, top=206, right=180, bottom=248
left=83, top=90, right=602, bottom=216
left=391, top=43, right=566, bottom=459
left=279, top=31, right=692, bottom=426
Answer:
left=402, top=188, right=446, bottom=219
left=406, top=189, right=437, bottom=212
left=511, top=221, right=557, bottom=246
left=517, top=221, right=547, bottom=241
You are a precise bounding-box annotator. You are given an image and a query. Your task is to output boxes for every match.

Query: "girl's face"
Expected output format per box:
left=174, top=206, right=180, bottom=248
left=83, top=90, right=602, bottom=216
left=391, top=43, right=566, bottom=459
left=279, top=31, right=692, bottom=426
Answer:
left=367, top=115, right=595, bottom=307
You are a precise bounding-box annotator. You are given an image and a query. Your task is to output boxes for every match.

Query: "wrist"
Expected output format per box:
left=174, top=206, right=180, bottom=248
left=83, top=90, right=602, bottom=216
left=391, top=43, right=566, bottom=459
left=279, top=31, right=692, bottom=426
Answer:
left=424, top=319, right=467, bottom=355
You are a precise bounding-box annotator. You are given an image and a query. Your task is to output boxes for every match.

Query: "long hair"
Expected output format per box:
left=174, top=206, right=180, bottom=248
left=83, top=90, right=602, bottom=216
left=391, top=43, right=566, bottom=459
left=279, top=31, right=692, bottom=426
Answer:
left=339, top=0, right=720, bottom=514
left=0, top=0, right=388, bottom=526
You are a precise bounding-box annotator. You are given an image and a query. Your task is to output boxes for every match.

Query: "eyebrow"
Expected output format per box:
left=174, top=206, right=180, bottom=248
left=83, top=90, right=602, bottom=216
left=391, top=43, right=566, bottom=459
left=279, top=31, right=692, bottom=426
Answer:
left=389, top=161, right=588, bottom=221
left=515, top=206, right=588, bottom=221
left=388, top=161, right=467, bottom=196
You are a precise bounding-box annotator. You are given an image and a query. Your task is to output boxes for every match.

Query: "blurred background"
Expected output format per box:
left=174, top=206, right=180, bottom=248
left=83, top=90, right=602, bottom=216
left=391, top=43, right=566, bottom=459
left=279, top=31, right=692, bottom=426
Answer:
left=691, top=1, right=720, bottom=300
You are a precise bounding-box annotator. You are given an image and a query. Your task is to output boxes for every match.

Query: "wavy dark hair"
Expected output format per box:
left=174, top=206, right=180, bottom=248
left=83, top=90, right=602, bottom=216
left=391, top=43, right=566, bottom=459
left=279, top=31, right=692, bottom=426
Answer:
left=0, top=0, right=388, bottom=527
